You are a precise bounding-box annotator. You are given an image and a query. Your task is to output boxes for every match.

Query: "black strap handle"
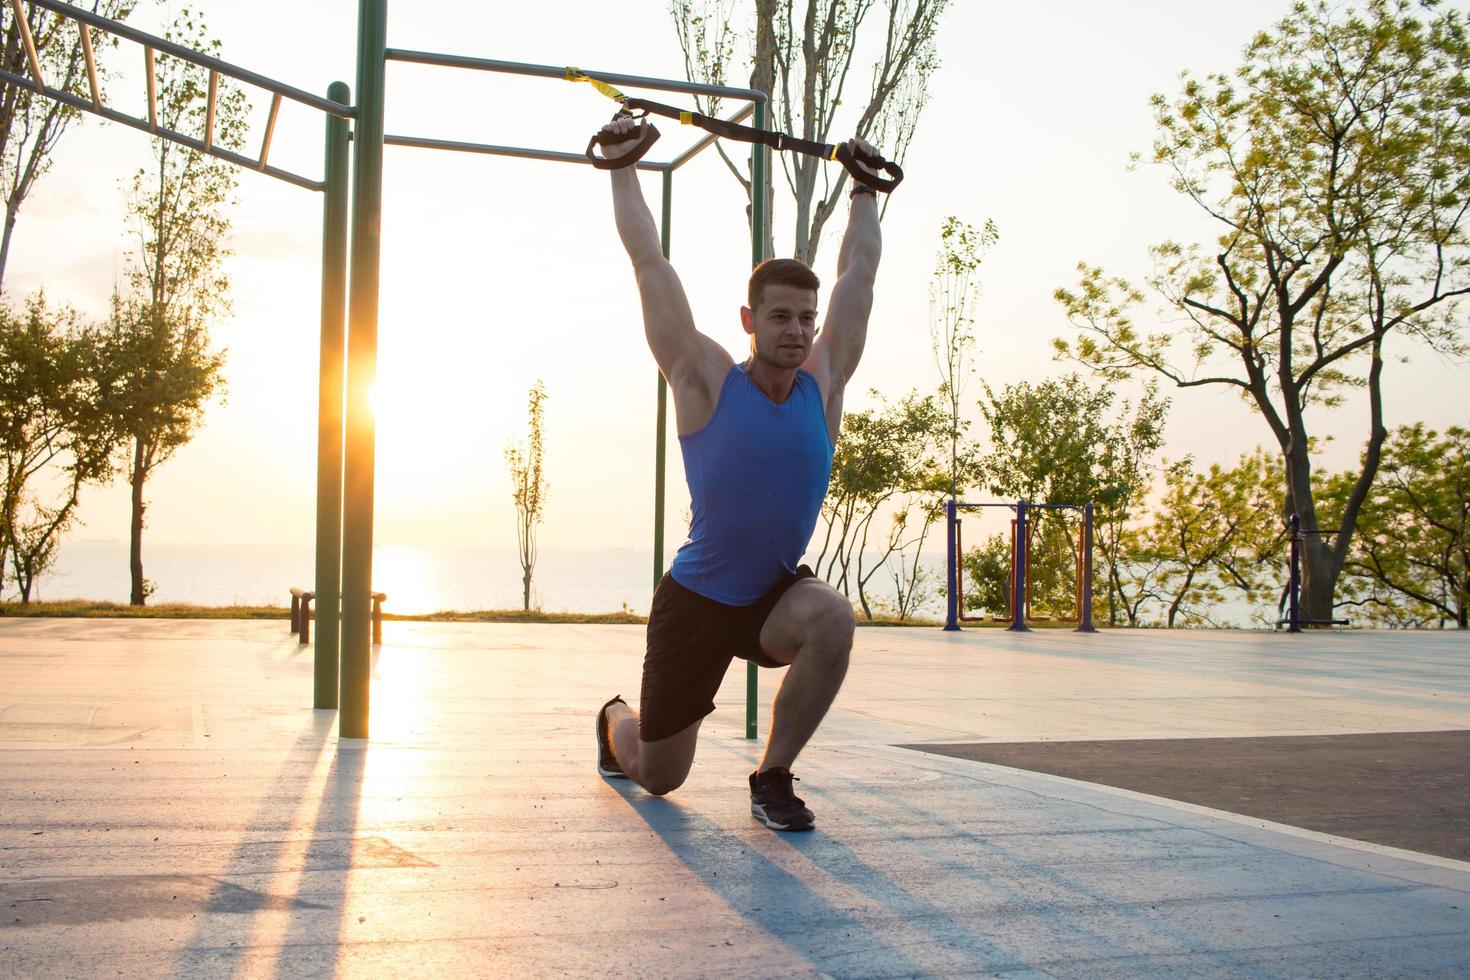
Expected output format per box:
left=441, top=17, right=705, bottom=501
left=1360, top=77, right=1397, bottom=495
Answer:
left=618, top=97, right=904, bottom=192
left=833, top=142, right=904, bottom=193
left=586, top=119, right=661, bottom=170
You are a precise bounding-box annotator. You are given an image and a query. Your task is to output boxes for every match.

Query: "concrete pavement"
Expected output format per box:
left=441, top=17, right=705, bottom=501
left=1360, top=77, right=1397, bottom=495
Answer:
left=1, top=619, right=1467, bottom=977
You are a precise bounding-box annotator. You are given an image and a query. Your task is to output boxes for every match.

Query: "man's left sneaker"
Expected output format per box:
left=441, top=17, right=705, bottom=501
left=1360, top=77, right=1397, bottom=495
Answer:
left=750, top=767, right=815, bottom=831
left=596, top=695, right=628, bottom=778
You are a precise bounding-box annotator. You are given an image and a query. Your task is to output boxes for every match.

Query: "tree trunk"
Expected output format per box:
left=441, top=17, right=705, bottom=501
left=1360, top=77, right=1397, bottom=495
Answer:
left=1299, top=535, right=1341, bottom=625
left=130, top=438, right=147, bottom=606
left=0, top=201, right=18, bottom=292
left=751, top=0, right=778, bottom=260
left=522, top=567, right=531, bottom=612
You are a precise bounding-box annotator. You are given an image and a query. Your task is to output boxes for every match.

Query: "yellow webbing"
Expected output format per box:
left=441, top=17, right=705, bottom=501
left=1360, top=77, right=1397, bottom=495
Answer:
left=564, top=67, right=627, bottom=104
left=679, top=110, right=693, bottom=125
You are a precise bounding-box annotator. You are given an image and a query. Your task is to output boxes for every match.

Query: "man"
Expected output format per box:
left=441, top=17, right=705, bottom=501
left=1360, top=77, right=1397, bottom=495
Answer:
left=595, top=113, right=883, bottom=832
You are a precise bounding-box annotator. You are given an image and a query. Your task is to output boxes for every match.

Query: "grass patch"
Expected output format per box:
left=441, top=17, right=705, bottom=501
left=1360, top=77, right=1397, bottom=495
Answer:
left=0, top=600, right=288, bottom=619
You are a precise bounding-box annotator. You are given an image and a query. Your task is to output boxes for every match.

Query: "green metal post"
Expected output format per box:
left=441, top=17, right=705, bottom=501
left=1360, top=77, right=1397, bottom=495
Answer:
left=314, top=81, right=351, bottom=710
left=340, top=0, right=386, bottom=739
left=654, top=169, right=671, bottom=588
left=746, top=101, right=767, bottom=741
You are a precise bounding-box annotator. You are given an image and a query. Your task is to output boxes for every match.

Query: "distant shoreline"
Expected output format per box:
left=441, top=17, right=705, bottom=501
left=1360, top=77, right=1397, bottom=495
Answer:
left=0, top=599, right=954, bottom=628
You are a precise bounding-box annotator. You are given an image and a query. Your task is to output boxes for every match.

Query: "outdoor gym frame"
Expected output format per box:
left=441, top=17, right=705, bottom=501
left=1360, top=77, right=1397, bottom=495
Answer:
left=943, top=499, right=1097, bottom=633
left=7, top=0, right=772, bottom=739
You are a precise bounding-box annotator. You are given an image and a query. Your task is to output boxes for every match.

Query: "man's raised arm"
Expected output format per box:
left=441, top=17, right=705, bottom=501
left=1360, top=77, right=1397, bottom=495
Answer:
left=813, top=140, right=884, bottom=388
left=604, top=120, right=717, bottom=389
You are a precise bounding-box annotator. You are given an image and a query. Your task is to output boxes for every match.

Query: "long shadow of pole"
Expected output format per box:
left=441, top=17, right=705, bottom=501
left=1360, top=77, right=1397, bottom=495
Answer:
left=170, top=712, right=338, bottom=976
left=272, top=742, right=366, bottom=978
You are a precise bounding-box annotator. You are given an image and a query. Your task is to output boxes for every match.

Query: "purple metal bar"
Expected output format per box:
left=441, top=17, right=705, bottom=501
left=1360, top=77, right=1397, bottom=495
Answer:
left=944, top=498, right=959, bottom=630
left=1076, top=502, right=1097, bottom=632
left=1008, top=501, right=1031, bottom=632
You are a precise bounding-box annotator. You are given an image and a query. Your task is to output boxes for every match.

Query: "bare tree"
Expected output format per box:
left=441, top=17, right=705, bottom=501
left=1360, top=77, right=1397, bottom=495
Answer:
left=505, top=381, right=548, bottom=612
left=672, top=0, right=948, bottom=263
left=0, top=1, right=135, bottom=290
left=929, top=215, right=996, bottom=498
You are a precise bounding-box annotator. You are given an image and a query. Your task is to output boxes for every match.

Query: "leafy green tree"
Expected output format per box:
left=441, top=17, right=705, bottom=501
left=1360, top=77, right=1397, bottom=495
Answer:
left=959, top=531, right=1010, bottom=620
left=977, top=373, right=1167, bottom=622
left=505, top=381, right=548, bottom=612
left=672, top=0, right=949, bottom=262
left=1133, top=450, right=1284, bottom=627
left=0, top=294, right=113, bottom=602
left=930, top=215, right=996, bottom=499
left=111, top=9, right=238, bottom=605
left=1333, top=423, right=1469, bottom=628
left=814, top=389, right=947, bottom=619
left=1056, top=0, right=1470, bottom=624
left=1, top=1, right=135, bottom=289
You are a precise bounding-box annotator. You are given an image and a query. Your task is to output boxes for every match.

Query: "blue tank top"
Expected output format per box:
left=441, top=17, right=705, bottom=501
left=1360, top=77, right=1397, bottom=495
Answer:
left=669, top=364, right=835, bottom=605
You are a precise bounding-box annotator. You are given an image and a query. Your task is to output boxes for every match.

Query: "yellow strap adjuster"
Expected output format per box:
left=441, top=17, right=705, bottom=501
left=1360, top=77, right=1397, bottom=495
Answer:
left=565, top=67, right=627, bottom=104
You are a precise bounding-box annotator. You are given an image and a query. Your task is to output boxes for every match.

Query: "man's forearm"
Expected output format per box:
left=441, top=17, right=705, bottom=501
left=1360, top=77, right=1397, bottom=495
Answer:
left=837, top=192, right=882, bottom=280
left=610, top=168, right=662, bottom=267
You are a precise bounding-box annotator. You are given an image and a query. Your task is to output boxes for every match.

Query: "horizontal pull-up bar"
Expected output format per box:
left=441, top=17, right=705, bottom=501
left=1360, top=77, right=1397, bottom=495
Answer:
left=0, top=64, right=325, bottom=191
left=384, top=102, right=753, bottom=174
left=383, top=49, right=767, bottom=104
left=384, top=133, right=665, bottom=171
left=21, top=0, right=356, bottom=119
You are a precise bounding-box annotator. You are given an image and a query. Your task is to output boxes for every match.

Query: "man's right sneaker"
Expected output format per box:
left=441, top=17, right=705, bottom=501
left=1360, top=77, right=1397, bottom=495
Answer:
left=750, top=767, right=815, bottom=831
left=596, top=695, right=628, bottom=779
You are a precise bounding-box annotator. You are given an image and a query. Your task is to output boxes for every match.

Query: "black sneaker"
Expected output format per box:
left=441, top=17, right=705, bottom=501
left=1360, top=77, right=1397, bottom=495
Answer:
left=749, top=767, right=815, bottom=831
left=596, top=695, right=628, bottom=778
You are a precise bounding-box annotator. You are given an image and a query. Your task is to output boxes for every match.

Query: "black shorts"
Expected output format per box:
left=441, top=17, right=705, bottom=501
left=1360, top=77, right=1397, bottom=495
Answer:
left=639, top=566, right=815, bottom=742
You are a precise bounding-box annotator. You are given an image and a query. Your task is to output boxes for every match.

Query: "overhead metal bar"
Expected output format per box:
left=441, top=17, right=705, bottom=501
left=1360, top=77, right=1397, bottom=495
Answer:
left=78, top=20, right=101, bottom=109
left=23, top=0, right=357, bottom=119
left=384, top=133, right=664, bottom=171
left=384, top=49, right=767, bottom=104
left=0, top=65, right=325, bottom=190
left=258, top=93, right=282, bottom=170
left=145, top=45, right=157, bottom=130
left=204, top=69, right=218, bottom=149
left=384, top=102, right=754, bottom=173
left=8, top=0, right=46, bottom=91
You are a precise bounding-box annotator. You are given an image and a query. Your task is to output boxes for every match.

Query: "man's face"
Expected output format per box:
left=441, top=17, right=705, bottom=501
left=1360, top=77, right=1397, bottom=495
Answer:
left=742, top=284, right=819, bottom=369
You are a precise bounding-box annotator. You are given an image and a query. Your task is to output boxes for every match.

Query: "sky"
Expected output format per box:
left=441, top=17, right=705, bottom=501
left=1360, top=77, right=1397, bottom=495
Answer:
left=6, top=0, right=1468, bottom=557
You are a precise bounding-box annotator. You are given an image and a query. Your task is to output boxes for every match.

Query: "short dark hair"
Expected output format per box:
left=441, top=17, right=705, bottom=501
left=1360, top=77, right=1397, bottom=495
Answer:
left=748, top=258, right=820, bottom=311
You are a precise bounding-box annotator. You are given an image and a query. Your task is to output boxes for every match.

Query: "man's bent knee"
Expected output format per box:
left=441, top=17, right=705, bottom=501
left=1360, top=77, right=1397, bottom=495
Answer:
left=640, top=771, right=689, bottom=796
left=808, top=595, right=856, bottom=649
left=632, top=719, right=700, bottom=796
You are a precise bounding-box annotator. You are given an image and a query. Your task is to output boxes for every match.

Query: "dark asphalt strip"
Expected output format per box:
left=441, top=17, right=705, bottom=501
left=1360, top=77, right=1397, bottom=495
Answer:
left=903, top=730, right=1470, bottom=862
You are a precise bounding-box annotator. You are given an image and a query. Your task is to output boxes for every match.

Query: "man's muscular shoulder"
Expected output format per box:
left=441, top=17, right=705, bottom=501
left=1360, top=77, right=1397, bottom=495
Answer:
left=671, top=338, right=734, bottom=435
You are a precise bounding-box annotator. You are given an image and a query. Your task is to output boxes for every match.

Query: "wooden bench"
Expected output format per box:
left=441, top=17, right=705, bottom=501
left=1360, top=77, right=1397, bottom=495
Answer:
left=290, top=587, right=315, bottom=643
left=289, top=589, right=388, bottom=645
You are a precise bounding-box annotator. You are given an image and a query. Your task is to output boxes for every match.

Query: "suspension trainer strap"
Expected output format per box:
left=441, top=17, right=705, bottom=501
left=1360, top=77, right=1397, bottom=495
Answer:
left=567, top=68, right=664, bottom=169
left=566, top=68, right=903, bottom=192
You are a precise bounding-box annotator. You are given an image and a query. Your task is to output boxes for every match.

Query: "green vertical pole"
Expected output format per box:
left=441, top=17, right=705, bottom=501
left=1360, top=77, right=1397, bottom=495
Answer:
left=340, top=0, right=386, bottom=739
left=653, top=169, right=671, bottom=588
left=746, top=100, right=767, bottom=741
left=314, top=81, right=351, bottom=710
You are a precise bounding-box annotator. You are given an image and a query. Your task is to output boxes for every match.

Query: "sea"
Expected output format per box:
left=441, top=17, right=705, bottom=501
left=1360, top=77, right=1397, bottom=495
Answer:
left=20, top=541, right=1277, bottom=626
left=24, top=541, right=953, bottom=618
